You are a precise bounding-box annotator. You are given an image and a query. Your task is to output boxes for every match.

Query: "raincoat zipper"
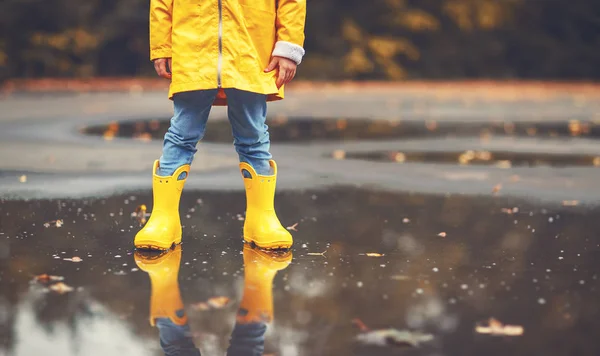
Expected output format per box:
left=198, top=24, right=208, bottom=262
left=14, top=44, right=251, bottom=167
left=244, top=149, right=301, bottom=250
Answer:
left=217, top=0, right=223, bottom=88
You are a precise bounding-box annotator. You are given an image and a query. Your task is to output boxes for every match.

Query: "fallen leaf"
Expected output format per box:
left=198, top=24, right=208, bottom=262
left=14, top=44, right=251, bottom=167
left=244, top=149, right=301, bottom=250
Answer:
left=393, top=152, right=406, bottom=163
left=365, top=253, right=385, bottom=257
left=562, top=200, right=579, bottom=206
left=33, top=274, right=64, bottom=283
left=191, top=302, right=210, bottom=311
left=133, top=204, right=148, bottom=225
left=286, top=222, right=299, bottom=231
left=356, top=328, right=434, bottom=347
left=64, top=256, right=82, bottom=262
left=352, top=318, right=370, bottom=332
left=495, top=160, right=512, bottom=169
left=402, top=218, right=410, bottom=223
left=307, top=250, right=327, bottom=257
left=332, top=150, right=346, bottom=160
left=475, top=318, right=524, bottom=336
left=191, top=297, right=232, bottom=311
left=207, top=296, right=231, bottom=309
left=49, top=282, right=74, bottom=294
left=438, top=232, right=447, bottom=237
left=390, top=275, right=411, bottom=281
left=19, top=175, right=27, bottom=183
left=43, top=219, right=64, bottom=228
left=492, top=184, right=502, bottom=194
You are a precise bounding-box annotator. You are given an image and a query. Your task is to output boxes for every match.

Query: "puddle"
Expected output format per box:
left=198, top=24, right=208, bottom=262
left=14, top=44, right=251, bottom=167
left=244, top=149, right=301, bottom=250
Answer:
left=334, top=150, right=600, bottom=167
left=1, top=188, right=599, bottom=355
left=81, top=118, right=600, bottom=143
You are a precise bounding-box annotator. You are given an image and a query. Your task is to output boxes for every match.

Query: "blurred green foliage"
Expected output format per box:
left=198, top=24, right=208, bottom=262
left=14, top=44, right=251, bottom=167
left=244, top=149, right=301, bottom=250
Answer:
left=0, top=0, right=599, bottom=81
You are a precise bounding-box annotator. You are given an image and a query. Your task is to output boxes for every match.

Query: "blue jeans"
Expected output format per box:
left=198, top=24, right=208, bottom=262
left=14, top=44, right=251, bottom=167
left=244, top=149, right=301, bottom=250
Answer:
left=156, top=317, right=266, bottom=356
left=159, top=89, right=273, bottom=177
left=156, top=317, right=201, bottom=356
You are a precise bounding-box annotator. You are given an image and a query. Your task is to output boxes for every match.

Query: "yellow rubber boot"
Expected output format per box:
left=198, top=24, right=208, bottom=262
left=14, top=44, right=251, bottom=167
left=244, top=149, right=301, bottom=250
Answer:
left=236, top=244, right=292, bottom=324
left=240, top=160, right=293, bottom=249
left=134, top=160, right=190, bottom=250
left=134, top=245, right=187, bottom=326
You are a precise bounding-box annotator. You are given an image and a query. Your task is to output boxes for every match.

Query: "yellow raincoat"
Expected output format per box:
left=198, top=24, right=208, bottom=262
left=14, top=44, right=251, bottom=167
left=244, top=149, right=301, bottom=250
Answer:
left=150, top=0, right=306, bottom=105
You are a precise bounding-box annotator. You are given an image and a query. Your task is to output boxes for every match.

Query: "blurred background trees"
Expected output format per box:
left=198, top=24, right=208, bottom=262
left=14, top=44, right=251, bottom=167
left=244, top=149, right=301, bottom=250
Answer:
left=0, top=0, right=599, bottom=82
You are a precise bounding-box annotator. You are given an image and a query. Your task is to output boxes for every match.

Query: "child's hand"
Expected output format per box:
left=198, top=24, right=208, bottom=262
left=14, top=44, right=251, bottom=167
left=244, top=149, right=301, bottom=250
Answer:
left=154, top=58, right=172, bottom=79
left=264, top=56, right=297, bottom=89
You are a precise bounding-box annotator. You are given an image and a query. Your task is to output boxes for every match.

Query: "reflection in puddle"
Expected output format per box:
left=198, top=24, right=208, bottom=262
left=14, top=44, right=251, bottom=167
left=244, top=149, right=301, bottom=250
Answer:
left=133, top=244, right=291, bottom=356
left=334, top=150, right=600, bottom=167
left=81, top=118, right=600, bottom=143
left=1, top=188, right=599, bottom=355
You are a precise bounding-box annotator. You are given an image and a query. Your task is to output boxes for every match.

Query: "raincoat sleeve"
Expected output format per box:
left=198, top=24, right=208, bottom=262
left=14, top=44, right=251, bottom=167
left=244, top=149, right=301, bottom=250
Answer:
left=271, top=0, right=306, bottom=65
left=149, top=0, right=174, bottom=60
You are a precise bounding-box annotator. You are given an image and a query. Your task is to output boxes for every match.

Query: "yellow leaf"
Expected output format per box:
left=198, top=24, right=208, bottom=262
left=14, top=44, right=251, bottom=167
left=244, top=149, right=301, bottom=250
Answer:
left=49, top=282, right=74, bottom=294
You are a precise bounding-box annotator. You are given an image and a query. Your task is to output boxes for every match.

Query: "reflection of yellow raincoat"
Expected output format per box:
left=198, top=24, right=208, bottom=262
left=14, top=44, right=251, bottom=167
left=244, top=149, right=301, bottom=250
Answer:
left=150, top=0, right=306, bottom=105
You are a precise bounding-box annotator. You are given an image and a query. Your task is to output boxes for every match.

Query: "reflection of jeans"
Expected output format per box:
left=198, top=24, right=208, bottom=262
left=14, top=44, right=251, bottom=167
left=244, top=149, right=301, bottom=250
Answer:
left=159, top=89, right=272, bottom=177
left=226, top=323, right=267, bottom=356
left=156, top=317, right=201, bottom=356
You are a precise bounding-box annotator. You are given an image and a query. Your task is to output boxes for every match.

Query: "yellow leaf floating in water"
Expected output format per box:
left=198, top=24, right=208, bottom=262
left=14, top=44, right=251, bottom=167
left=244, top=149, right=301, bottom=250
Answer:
left=43, top=220, right=63, bottom=228
left=365, top=253, right=385, bottom=257
left=207, top=296, right=231, bottom=309
left=307, top=250, right=327, bottom=257
left=286, top=222, right=299, bottom=231
left=191, top=297, right=232, bottom=311
left=475, top=318, right=524, bottom=336
left=133, top=204, right=148, bottom=225
left=33, top=274, right=64, bottom=283
left=49, top=282, right=74, bottom=294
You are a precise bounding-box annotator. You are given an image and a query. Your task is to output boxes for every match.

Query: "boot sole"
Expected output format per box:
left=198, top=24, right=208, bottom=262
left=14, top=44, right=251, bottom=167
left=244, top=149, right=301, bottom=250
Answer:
left=134, top=241, right=180, bottom=251
left=244, top=238, right=292, bottom=251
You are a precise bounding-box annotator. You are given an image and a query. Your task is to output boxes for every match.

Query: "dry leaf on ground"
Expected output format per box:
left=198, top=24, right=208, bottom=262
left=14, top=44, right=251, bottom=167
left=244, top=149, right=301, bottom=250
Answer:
left=332, top=150, right=346, bottom=160
left=438, top=232, right=447, bottom=237
left=475, top=318, right=524, bottom=336
left=49, top=282, right=74, bottom=294
left=492, top=184, right=503, bottom=194
left=286, top=222, right=299, bottom=231
left=33, top=274, right=64, bottom=283
left=64, top=256, right=82, bottom=262
left=562, top=200, right=579, bottom=206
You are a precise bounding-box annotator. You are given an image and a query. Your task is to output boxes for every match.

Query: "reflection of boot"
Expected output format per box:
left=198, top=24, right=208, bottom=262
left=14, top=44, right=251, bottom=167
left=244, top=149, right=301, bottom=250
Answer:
left=227, top=244, right=292, bottom=356
left=240, top=160, right=293, bottom=250
left=134, top=160, right=190, bottom=250
left=134, top=245, right=186, bottom=326
left=135, top=245, right=201, bottom=356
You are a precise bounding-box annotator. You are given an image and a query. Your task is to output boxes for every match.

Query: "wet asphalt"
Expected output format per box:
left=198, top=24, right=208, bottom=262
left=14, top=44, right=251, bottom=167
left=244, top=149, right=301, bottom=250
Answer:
left=1, top=88, right=600, bottom=355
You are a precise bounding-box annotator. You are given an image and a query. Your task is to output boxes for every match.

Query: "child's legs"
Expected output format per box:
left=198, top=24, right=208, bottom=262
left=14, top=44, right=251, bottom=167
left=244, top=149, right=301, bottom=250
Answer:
left=159, top=89, right=218, bottom=176
left=224, top=89, right=272, bottom=176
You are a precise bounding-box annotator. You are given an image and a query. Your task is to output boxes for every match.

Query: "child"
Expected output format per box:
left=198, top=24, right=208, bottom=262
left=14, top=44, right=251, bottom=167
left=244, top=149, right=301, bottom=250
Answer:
left=134, top=0, right=306, bottom=251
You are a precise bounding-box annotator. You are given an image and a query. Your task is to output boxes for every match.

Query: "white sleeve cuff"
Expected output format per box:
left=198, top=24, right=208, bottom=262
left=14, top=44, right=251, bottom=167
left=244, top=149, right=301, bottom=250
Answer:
left=271, top=41, right=305, bottom=65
